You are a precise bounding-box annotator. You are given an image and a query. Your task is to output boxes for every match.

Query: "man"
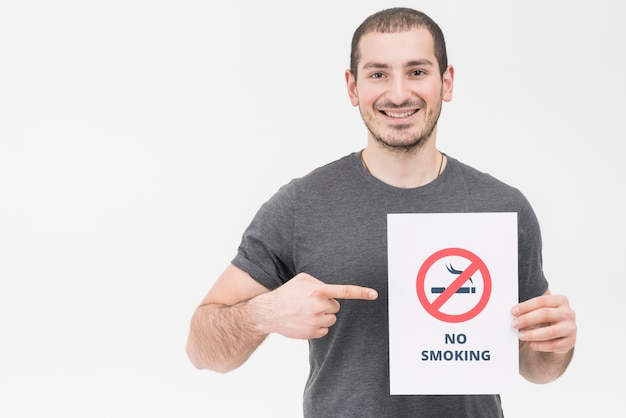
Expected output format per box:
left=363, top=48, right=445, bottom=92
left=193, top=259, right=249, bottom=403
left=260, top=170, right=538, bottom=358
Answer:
left=186, top=7, right=577, bottom=417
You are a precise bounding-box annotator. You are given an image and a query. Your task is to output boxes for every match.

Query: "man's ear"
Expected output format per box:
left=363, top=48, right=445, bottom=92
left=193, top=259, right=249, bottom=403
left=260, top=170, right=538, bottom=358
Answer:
left=442, top=65, right=454, bottom=103
left=345, top=69, right=359, bottom=107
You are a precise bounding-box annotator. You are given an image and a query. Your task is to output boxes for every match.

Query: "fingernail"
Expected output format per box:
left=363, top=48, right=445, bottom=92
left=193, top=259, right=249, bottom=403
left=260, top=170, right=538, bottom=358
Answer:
left=511, top=307, right=519, bottom=315
left=511, top=319, right=519, bottom=328
left=518, top=331, right=526, bottom=340
left=369, top=291, right=378, bottom=300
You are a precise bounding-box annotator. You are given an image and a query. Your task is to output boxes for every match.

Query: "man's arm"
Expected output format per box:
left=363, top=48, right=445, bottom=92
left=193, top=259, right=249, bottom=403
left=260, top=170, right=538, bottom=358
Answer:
left=185, top=264, right=270, bottom=373
left=512, top=289, right=577, bottom=383
left=186, top=264, right=379, bottom=373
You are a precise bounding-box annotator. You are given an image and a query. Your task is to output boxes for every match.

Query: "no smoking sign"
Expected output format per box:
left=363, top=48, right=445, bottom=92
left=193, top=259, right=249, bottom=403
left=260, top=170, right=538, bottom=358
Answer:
left=416, top=247, right=492, bottom=323
left=388, top=213, right=518, bottom=394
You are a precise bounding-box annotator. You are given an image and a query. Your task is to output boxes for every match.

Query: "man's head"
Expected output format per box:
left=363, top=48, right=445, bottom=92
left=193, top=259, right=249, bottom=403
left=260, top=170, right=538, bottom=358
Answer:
left=350, top=8, right=448, bottom=81
left=345, top=8, right=454, bottom=154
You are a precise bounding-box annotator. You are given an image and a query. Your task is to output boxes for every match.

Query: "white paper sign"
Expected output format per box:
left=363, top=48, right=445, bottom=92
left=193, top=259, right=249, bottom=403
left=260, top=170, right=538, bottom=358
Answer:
left=387, top=213, right=519, bottom=395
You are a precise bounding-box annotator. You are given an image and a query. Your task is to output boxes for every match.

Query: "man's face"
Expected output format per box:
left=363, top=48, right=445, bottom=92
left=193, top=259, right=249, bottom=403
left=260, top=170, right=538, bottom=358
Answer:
left=346, top=28, right=454, bottom=152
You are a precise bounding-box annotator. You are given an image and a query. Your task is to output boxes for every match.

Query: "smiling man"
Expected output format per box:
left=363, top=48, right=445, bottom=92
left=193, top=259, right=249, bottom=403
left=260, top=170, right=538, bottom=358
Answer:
left=186, top=7, right=577, bottom=417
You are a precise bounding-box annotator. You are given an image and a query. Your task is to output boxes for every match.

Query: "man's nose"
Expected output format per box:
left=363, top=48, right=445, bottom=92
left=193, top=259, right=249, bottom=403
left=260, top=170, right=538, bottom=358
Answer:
left=386, top=77, right=412, bottom=105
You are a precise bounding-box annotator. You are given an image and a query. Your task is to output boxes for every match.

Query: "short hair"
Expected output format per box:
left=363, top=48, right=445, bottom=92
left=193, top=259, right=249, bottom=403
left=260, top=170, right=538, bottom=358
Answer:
left=350, top=7, right=448, bottom=79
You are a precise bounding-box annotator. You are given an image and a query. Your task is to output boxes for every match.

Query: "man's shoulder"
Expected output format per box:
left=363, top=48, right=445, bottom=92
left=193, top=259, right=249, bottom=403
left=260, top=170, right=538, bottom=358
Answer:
left=446, top=156, right=529, bottom=210
left=266, top=153, right=358, bottom=206
left=448, top=156, right=521, bottom=191
left=290, top=152, right=357, bottom=186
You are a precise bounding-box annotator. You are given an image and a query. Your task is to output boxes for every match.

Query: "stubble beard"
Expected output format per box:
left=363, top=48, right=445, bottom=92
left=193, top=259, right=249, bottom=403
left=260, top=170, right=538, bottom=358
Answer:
left=361, top=99, right=442, bottom=155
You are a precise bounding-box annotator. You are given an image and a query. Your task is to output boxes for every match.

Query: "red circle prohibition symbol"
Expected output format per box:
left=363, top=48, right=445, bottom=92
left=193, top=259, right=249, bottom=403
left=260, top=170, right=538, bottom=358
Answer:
left=416, top=247, right=492, bottom=323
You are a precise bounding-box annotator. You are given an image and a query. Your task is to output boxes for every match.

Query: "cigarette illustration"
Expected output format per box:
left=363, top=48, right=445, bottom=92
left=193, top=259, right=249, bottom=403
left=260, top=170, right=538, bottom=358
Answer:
left=431, top=263, right=476, bottom=294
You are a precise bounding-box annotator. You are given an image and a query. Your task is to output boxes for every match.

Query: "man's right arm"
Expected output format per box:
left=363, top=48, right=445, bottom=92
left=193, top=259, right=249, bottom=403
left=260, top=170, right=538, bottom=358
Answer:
left=185, top=264, right=271, bottom=373
left=186, top=264, right=379, bottom=373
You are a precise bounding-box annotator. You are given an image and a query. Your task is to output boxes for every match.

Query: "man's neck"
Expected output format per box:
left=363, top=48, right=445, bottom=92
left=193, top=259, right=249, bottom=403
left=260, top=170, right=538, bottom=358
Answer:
left=361, top=141, right=445, bottom=189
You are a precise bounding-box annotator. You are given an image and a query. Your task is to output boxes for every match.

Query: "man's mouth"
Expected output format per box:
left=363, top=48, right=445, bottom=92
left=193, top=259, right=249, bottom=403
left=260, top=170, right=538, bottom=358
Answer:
left=381, top=109, right=418, bottom=118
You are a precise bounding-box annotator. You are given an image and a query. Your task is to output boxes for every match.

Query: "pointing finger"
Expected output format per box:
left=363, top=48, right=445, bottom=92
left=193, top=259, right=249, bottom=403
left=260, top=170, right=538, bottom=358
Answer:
left=321, top=284, right=378, bottom=301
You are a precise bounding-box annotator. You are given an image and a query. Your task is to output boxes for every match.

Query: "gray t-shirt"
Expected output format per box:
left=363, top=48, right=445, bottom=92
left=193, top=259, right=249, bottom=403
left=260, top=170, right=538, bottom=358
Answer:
left=233, top=152, right=548, bottom=418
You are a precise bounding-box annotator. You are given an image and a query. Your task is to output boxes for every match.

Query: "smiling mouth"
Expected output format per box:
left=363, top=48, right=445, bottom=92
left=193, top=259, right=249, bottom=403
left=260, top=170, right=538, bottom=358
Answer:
left=381, top=109, right=418, bottom=118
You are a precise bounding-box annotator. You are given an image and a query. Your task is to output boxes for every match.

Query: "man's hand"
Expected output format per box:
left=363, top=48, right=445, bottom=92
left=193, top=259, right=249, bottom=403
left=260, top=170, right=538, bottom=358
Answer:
left=253, top=272, right=378, bottom=339
left=511, top=292, right=577, bottom=354
left=511, top=291, right=576, bottom=383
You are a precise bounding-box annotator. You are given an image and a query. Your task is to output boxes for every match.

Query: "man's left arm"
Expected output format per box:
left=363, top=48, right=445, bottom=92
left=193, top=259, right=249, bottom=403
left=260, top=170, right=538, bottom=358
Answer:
left=512, top=289, right=577, bottom=383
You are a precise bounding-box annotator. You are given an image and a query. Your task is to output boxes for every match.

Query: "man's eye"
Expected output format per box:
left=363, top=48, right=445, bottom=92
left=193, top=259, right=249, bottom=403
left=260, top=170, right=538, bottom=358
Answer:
left=370, top=72, right=384, bottom=79
left=412, top=70, right=425, bottom=76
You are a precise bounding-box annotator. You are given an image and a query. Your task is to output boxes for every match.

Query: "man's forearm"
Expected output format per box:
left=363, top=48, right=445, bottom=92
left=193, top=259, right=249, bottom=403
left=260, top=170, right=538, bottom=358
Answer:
left=186, top=300, right=268, bottom=373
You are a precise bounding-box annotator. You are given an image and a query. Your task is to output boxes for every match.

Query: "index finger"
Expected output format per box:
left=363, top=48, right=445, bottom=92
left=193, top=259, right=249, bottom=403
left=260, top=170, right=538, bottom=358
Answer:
left=511, top=293, right=565, bottom=316
left=321, top=284, right=378, bottom=301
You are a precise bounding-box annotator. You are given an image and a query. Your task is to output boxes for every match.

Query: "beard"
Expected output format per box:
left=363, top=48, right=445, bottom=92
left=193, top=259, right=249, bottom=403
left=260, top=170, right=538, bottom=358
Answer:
left=360, top=97, right=442, bottom=154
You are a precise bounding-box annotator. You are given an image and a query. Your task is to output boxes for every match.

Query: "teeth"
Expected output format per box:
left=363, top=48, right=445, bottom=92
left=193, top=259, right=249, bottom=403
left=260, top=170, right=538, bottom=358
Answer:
left=384, top=110, right=417, bottom=118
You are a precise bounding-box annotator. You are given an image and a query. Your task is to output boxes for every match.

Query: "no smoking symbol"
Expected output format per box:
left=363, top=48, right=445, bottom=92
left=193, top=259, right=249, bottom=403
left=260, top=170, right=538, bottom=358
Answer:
left=416, top=248, right=492, bottom=323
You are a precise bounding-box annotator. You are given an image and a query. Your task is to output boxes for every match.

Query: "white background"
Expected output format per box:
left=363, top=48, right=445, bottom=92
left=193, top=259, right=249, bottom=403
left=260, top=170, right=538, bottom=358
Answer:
left=0, top=1, right=623, bottom=417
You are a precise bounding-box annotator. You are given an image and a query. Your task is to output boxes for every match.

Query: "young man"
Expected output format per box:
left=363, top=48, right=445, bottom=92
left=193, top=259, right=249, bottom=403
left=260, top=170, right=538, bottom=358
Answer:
left=186, top=7, right=576, bottom=417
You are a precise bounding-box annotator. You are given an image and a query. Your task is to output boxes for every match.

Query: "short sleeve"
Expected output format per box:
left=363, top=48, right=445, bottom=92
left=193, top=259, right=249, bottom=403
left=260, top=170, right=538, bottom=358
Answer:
left=517, top=197, right=550, bottom=302
left=231, top=182, right=297, bottom=290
